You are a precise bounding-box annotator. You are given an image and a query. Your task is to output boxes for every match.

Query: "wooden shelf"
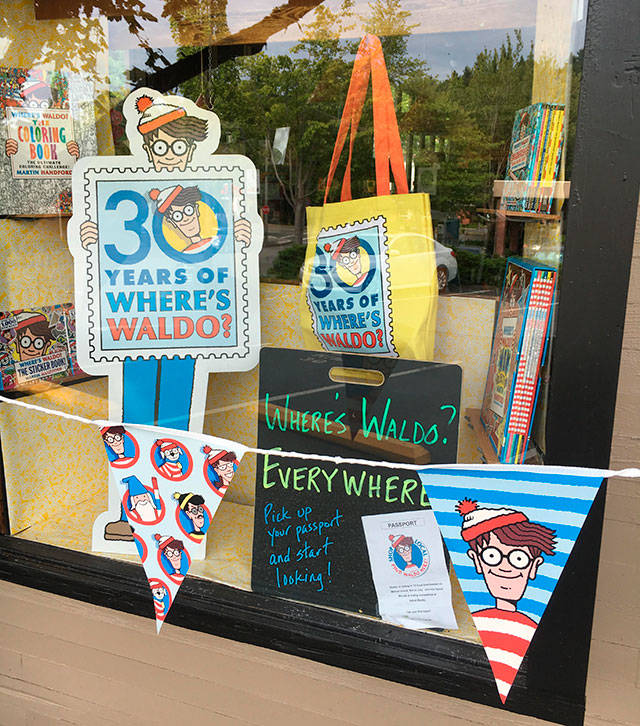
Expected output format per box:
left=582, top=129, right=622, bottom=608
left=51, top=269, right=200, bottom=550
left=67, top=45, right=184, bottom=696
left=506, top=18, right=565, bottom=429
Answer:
left=476, top=208, right=562, bottom=223
left=492, top=180, right=571, bottom=200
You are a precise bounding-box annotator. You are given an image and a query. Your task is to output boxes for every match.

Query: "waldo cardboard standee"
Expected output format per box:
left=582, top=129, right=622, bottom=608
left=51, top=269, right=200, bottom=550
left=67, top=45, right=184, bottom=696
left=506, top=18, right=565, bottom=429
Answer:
left=67, top=88, right=262, bottom=554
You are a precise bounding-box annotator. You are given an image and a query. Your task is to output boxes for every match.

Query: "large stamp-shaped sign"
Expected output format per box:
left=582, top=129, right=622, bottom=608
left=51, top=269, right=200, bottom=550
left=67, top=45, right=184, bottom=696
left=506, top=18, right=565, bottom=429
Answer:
left=68, top=89, right=262, bottom=553
left=305, top=216, right=396, bottom=355
left=77, top=165, right=254, bottom=361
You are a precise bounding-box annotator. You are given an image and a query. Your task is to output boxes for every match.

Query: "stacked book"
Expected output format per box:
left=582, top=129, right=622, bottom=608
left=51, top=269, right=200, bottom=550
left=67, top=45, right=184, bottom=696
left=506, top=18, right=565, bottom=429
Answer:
left=481, top=258, right=557, bottom=464
left=504, top=103, right=565, bottom=214
left=0, top=304, right=84, bottom=390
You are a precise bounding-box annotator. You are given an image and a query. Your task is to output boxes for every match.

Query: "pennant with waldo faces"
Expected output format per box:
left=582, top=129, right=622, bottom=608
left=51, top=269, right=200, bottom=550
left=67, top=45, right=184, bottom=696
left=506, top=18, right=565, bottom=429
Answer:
left=100, top=421, right=246, bottom=631
left=418, top=466, right=605, bottom=704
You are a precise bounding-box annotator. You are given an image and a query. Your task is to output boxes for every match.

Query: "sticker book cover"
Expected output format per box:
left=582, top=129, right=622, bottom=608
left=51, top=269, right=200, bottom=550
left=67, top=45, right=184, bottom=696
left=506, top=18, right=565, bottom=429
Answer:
left=0, top=67, right=97, bottom=216
left=480, top=258, right=556, bottom=463
left=0, top=304, right=84, bottom=390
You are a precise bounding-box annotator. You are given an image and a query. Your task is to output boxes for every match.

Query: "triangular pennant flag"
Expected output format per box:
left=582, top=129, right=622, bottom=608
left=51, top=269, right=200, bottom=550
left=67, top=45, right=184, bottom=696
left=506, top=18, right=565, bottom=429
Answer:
left=418, top=466, right=605, bottom=704
left=100, top=422, right=246, bottom=631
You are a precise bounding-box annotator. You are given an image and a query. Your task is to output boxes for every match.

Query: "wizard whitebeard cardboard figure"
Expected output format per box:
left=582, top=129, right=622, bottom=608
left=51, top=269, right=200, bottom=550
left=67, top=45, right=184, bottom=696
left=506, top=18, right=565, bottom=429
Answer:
left=67, top=88, right=262, bottom=554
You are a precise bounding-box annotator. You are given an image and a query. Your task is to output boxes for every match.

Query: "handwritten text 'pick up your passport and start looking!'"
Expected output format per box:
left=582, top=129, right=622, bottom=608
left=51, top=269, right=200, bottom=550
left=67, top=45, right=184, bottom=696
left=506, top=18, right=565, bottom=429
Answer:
left=252, top=348, right=462, bottom=620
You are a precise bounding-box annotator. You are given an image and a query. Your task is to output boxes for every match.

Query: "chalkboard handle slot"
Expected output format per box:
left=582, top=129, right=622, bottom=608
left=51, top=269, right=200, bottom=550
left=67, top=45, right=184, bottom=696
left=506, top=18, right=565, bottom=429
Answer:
left=328, top=367, right=385, bottom=387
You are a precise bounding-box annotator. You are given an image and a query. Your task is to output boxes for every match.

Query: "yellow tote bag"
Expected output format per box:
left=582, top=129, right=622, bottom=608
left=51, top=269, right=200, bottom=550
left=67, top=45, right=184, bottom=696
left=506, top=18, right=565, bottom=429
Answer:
left=300, top=34, right=438, bottom=360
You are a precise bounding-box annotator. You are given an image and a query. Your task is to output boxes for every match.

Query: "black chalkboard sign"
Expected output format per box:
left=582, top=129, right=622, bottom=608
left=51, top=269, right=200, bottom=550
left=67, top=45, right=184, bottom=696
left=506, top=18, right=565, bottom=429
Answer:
left=251, top=348, right=462, bottom=615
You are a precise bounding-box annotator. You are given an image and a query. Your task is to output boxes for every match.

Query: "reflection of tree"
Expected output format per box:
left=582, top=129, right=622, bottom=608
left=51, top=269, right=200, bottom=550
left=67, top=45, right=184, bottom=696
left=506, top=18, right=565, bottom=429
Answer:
left=185, top=0, right=423, bottom=243
left=179, top=9, right=554, bottom=236
left=362, top=0, right=422, bottom=84
left=149, top=0, right=325, bottom=91
left=165, top=0, right=230, bottom=48
left=444, top=31, right=533, bottom=180
left=401, top=76, right=494, bottom=216
left=22, top=1, right=164, bottom=81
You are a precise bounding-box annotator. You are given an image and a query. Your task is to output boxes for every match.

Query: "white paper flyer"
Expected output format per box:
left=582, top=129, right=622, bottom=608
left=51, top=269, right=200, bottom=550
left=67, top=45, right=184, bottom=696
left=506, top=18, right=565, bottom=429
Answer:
left=361, top=510, right=457, bottom=630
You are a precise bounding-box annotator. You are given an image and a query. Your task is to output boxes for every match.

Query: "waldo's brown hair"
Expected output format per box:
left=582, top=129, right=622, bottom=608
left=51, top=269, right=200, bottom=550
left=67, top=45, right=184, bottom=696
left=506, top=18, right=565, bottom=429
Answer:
left=143, top=116, right=207, bottom=143
left=20, top=320, right=55, bottom=344
left=396, top=536, right=414, bottom=548
left=468, top=521, right=556, bottom=558
left=170, top=186, right=201, bottom=209
left=213, top=451, right=237, bottom=466
left=341, top=236, right=362, bottom=254
left=102, top=425, right=125, bottom=440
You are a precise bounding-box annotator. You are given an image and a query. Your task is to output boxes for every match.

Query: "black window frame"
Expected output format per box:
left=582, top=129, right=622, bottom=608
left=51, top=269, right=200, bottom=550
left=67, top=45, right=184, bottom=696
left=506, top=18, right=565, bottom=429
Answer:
left=1, top=1, right=639, bottom=724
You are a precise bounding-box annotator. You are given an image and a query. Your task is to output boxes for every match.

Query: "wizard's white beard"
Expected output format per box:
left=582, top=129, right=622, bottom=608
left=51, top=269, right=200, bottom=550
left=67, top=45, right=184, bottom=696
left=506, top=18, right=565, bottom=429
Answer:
left=133, top=499, right=157, bottom=522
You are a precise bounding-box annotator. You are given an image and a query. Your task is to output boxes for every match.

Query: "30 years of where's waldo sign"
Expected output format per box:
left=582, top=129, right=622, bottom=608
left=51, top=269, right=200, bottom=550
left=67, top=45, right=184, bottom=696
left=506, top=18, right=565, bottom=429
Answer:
left=67, top=88, right=262, bottom=373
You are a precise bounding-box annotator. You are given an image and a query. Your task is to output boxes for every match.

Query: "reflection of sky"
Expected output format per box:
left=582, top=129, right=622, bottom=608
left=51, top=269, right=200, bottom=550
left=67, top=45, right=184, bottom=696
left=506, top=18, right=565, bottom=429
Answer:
left=107, top=0, right=585, bottom=82
left=264, top=28, right=539, bottom=79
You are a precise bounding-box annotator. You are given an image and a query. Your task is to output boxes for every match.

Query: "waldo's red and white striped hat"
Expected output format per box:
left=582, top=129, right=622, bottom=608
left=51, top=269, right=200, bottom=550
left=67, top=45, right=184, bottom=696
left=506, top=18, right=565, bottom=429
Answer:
left=456, top=499, right=528, bottom=542
left=149, top=186, right=183, bottom=214
left=136, top=94, right=185, bottom=134
left=13, top=310, right=47, bottom=332
left=154, top=534, right=175, bottom=551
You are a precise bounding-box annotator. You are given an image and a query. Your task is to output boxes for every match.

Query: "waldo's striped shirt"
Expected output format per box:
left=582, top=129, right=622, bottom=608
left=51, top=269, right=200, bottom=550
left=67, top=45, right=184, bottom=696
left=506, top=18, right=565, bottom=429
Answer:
left=472, top=607, right=537, bottom=703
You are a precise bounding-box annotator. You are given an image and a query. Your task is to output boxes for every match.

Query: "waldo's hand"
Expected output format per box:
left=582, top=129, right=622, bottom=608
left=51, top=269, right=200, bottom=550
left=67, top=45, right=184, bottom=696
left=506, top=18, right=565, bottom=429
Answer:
left=66, top=140, right=80, bottom=159
left=80, top=220, right=98, bottom=249
left=234, top=218, right=251, bottom=247
left=5, top=139, right=18, bottom=156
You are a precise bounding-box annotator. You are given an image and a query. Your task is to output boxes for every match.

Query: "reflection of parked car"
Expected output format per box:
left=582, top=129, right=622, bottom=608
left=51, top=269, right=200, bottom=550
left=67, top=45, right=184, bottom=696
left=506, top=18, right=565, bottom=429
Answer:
left=299, top=238, right=458, bottom=292
left=435, top=240, right=458, bottom=291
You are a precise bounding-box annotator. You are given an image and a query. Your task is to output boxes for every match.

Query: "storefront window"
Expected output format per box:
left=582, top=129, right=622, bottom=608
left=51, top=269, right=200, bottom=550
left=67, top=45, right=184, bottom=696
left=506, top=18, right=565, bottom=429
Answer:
left=1, top=0, right=634, bottom=722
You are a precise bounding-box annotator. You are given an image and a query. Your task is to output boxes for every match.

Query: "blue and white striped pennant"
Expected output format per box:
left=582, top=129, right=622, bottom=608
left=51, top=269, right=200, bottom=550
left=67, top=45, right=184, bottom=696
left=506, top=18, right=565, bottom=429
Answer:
left=418, top=466, right=604, bottom=704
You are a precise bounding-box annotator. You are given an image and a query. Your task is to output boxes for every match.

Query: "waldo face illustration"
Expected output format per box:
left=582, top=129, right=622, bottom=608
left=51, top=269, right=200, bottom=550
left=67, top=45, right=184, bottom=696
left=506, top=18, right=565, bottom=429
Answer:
left=324, top=235, right=368, bottom=287
left=457, top=499, right=556, bottom=618
left=388, top=533, right=428, bottom=577
left=76, top=89, right=252, bottom=254
left=150, top=185, right=214, bottom=254
left=136, top=95, right=207, bottom=172
left=155, top=533, right=188, bottom=575
left=202, top=446, right=238, bottom=494
left=102, top=425, right=139, bottom=467
left=12, top=311, right=55, bottom=361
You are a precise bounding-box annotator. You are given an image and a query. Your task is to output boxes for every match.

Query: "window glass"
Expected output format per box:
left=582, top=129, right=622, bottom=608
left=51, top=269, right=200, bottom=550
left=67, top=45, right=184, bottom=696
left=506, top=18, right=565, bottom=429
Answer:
left=0, top=0, right=586, bottom=648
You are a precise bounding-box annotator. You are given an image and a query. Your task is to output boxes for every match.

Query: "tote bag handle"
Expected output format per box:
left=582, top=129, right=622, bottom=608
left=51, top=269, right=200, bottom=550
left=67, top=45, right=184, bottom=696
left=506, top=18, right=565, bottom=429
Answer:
left=323, top=33, right=409, bottom=204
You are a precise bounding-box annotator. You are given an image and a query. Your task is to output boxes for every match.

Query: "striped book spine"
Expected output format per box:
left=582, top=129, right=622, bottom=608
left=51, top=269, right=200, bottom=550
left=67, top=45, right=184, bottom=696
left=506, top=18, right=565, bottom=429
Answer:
left=546, top=108, right=566, bottom=213
left=502, top=269, right=556, bottom=463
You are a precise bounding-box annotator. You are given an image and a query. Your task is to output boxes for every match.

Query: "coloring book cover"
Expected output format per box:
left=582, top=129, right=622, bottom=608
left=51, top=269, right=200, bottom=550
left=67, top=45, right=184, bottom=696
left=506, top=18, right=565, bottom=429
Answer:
left=0, top=67, right=97, bottom=216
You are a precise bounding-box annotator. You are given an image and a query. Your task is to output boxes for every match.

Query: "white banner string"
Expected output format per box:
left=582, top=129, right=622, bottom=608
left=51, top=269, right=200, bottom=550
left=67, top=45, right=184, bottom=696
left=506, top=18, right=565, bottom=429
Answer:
left=1, top=394, right=639, bottom=479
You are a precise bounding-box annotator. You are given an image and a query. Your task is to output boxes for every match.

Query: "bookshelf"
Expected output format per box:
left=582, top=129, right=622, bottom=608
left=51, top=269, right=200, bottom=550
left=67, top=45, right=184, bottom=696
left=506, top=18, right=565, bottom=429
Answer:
left=480, top=180, right=571, bottom=255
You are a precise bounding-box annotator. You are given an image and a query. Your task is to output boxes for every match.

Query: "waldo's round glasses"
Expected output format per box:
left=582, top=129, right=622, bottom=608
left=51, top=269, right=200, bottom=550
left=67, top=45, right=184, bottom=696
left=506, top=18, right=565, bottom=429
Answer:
left=479, top=546, right=533, bottom=569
